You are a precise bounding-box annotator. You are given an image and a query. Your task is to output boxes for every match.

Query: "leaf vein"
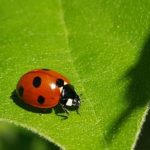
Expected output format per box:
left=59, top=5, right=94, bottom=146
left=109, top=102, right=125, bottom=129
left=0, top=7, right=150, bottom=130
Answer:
left=58, top=0, right=98, bottom=121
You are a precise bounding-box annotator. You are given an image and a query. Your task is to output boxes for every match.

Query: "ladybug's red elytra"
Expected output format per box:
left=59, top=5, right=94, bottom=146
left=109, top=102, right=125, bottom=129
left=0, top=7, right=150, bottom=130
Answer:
left=16, top=69, right=80, bottom=114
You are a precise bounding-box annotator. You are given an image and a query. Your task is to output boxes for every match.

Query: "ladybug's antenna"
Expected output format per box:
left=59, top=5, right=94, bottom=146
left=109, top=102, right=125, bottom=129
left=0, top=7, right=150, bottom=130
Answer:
left=79, top=93, right=85, bottom=103
left=76, top=107, right=81, bottom=115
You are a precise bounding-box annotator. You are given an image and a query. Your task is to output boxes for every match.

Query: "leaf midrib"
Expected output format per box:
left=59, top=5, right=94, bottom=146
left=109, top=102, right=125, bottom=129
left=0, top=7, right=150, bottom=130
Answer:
left=58, top=0, right=98, bottom=123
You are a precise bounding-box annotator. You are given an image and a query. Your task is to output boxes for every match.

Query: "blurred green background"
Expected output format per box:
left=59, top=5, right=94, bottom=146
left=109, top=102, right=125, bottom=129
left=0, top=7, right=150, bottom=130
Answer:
left=0, top=121, right=60, bottom=150
left=0, top=117, right=150, bottom=150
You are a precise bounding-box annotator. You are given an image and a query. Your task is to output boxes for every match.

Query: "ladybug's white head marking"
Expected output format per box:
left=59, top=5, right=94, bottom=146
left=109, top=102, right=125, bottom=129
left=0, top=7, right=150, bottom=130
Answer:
left=59, top=87, right=63, bottom=93
left=66, top=98, right=73, bottom=106
left=64, top=81, right=67, bottom=85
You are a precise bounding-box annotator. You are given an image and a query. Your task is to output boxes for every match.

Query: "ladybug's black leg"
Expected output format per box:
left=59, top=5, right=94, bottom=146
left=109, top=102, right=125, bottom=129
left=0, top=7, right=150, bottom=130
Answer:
left=60, top=104, right=69, bottom=115
left=59, top=97, right=69, bottom=115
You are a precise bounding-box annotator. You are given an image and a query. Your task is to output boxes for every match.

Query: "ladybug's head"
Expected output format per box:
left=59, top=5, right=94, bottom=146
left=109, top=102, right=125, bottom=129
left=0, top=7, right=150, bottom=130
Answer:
left=60, top=83, right=80, bottom=108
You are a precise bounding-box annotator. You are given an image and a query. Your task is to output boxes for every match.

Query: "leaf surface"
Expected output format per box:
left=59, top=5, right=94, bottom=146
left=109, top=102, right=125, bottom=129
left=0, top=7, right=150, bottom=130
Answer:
left=0, top=0, right=150, bottom=149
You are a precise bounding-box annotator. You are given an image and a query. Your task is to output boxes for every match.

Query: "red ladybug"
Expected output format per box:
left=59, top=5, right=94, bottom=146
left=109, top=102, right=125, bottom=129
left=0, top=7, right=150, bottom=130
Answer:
left=16, top=69, right=80, bottom=114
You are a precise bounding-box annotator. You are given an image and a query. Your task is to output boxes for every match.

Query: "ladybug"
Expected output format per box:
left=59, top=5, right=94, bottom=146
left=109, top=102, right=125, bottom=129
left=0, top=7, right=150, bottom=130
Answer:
left=16, top=69, right=80, bottom=114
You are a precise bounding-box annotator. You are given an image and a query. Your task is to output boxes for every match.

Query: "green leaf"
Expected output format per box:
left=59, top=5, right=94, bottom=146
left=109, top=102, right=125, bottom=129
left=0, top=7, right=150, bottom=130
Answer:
left=0, top=0, right=150, bottom=149
left=0, top=121, right=59, bottom=150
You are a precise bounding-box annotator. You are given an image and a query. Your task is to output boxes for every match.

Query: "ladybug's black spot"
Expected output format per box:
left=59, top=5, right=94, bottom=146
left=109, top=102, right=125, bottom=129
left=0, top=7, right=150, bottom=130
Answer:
left=18, top=86, right=24, bottom=97
left=42, top=68, right=50, bottom=71
left=56, top=79, right=64, bottom=87
left=37, top=96, right=45, bottom=104
left=33, top=76, right=41, bottom=88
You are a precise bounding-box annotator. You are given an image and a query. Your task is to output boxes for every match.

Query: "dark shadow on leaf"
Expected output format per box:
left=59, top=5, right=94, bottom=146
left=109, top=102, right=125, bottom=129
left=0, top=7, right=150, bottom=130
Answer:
left=10, top=90, right=53, bottom=114
left=105, top=34, right=150, bottom=143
